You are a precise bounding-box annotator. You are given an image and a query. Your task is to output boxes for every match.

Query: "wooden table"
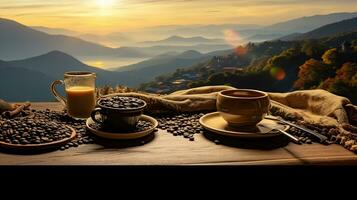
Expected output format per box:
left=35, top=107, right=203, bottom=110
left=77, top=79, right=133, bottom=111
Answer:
left=1, top=102, right=357, bottom=165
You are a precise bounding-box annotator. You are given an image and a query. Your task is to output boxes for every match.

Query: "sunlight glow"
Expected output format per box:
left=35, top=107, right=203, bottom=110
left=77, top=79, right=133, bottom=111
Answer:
left=223, top=29, right=243, bottom=48
left=96, top=0, right=114, bottom=8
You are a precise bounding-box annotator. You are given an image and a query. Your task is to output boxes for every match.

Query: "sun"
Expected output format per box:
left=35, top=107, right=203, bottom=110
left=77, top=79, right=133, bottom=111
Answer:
left=96, top=0, right=114, bottom=7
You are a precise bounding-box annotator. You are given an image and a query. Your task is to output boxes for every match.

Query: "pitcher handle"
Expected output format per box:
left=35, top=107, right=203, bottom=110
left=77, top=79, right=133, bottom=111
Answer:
left=50, top=80, right=67, bottom=107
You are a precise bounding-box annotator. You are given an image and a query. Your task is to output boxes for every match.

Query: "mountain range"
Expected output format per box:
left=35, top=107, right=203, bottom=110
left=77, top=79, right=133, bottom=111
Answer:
left=2, top=12, right=357, bottom=101
left=282, top=17, right=357, bottom=41
left=29, top=12, right=357, bottom=47
left=0, top=48, right=230, bottom=101
left=241, top=12, right=357, bottom=42
left=0, top=18, right=231, bottom=60
left=114, top=49, right=232, bottom=82
left=0, top=51, right=131, bottom=101
left=137, top=36, right=225, bottom=46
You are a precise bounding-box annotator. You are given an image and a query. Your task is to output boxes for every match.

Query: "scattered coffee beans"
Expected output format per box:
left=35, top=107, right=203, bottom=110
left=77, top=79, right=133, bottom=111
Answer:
left=99, top=96, right=145, bottom=109
left=156, top=113, right=205, bottom=141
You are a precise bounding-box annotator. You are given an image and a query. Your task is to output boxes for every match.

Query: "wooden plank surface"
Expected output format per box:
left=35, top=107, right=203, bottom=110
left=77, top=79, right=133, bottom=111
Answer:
left=0, top=102, right=356, bottom=165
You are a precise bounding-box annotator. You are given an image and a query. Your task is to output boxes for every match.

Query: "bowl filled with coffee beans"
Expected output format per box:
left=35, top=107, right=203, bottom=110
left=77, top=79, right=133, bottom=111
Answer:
left=90, top=96, right=147, bottom=131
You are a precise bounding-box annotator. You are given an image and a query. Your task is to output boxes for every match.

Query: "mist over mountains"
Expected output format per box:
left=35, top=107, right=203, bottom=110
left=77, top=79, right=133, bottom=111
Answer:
left=1, top=12, right=357, bottom=101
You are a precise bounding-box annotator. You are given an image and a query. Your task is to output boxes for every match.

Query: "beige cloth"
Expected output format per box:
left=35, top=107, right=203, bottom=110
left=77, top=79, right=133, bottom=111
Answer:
left=104, top=85, right=357, bottom=151
left=103, top=86, right=357, bottom=126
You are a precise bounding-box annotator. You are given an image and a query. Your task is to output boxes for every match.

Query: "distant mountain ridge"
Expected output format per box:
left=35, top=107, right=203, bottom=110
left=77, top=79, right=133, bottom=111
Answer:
left=0, top=18, right=231, bottom=60
left=241, top=12, right=357, bottom=42
left=282, top=17, right=357, bottom=41
left=264, top=12, right=357, bottom=33
left=0, top=50, right=134, bottom=101
left=31, top=26, right=79, bottom=36
left=137, top=35, right=225, bottom=46
left=114, top=49, right=232, bottom=84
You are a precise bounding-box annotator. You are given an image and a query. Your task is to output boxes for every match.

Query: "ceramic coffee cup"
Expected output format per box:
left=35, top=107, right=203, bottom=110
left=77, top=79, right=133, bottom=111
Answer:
left=90, top=97, right=147, bottom=131
left=216, top=89, right=270, bottom=127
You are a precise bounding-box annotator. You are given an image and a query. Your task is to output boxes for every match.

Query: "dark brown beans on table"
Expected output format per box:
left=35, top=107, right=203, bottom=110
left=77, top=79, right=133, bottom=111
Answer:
left=0, top=108, right=335, bottom=152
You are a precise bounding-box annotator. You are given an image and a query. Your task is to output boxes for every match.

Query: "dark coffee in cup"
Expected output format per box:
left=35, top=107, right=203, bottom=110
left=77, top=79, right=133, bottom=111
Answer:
left=217, top=89, right=270, bottom=127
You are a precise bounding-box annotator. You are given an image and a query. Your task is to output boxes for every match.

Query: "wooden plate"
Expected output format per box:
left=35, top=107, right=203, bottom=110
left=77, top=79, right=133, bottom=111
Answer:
left=0, top=125, right=77, bottom=150
left=199, top=112, right=289, bottom=138
left=86, top=115, right=158, bottom=140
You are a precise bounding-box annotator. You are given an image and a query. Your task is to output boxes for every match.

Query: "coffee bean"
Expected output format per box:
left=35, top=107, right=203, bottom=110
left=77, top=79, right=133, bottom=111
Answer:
left=98, top=96, right=145, bottom=110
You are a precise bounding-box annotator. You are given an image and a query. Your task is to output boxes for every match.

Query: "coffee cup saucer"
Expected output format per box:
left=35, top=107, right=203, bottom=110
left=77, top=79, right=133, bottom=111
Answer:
left=199, top=112, right=289, bottom=138
left=86, top=115, right=158, bottom=140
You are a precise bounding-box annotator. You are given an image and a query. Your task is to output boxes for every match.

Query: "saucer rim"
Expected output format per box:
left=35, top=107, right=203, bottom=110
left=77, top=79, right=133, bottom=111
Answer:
left=0, top=125, right=76, bottom=150
left=199, top=112, right=289, bottom=138
left=86, top=114, right=158, bottom=140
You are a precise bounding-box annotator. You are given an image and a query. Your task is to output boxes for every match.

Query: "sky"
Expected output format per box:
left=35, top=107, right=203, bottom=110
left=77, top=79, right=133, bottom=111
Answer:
left=1, top=0, right=357, bottom=34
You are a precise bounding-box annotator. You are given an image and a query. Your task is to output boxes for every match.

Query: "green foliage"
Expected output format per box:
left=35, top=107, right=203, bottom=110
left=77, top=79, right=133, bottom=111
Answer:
left=301, top=40, right=327, bottom=58
left=294, top=59, right=334, bottom=89
left=322, top=48, right=339, bottom=65
left=140, top=32, right=357, bottom=103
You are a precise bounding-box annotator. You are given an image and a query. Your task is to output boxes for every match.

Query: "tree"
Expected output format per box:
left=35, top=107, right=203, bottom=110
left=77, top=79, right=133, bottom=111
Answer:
left=301, top=40, right=327, bottom=58
left=322, top=48, right=339, bottom=65
left=335, top=62, right=357, bottom=85
left=319, top=62, right=357, bottom=103
left=294, top=59, right=334, bottom=89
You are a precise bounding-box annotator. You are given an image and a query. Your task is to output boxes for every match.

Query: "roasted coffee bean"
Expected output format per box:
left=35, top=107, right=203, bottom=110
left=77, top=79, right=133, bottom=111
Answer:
left=154, top=113, right=207, bottom=141
left=99, top=96, right=145, bottom=109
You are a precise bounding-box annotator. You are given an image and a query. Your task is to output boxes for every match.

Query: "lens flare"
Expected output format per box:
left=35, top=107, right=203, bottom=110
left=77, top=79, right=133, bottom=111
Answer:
left=235, top=46, right=248, bottom=56
left=270, top=67, right=286, bottom=80
left=223, top=29, right=242, bottom=48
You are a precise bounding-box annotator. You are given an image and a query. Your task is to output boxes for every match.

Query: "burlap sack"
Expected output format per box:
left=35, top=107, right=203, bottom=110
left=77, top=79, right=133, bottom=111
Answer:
left=103, top=86, right=357, bottom=151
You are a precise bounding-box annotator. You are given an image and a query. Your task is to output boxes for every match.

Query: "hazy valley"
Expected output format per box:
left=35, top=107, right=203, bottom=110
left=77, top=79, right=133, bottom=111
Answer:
left=1, top=12, right=357, bottom=101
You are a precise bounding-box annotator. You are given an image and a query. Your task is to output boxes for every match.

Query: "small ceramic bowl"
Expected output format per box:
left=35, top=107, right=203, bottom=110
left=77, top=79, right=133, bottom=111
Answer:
left=216, top=89, right=270, bottom=127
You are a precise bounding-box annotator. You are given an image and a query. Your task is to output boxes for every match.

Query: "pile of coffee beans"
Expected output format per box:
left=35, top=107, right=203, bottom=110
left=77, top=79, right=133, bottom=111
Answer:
left=33, top=109, right=95, bottom=150
left=0, top=118, right=72, bottom=145
left=0, top=109, right=94, bottom=150
left=90, top=120, right=154, bottom=133
left=99, top=96, right=145, bottom=109
left=156, top=113, right=205, bottom=141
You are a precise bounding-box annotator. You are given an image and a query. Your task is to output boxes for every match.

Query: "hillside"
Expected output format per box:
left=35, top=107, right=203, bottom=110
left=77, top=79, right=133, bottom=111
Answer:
left=240, top=12, right=357, bottom=42
left=0, top=66, right=54, bottom=101
left=139, top=31, right=357, bottom=103
left=8, top=51, right=131, bottom=86
left=0, top=51, right=149, bottom=100
left=285, top=17, right=357, bottom=41
left=115, top=49, right=232, bottom=85
left=264, top=12, right=357, bottom=33
left=0, top=18, right=120, bottom=60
